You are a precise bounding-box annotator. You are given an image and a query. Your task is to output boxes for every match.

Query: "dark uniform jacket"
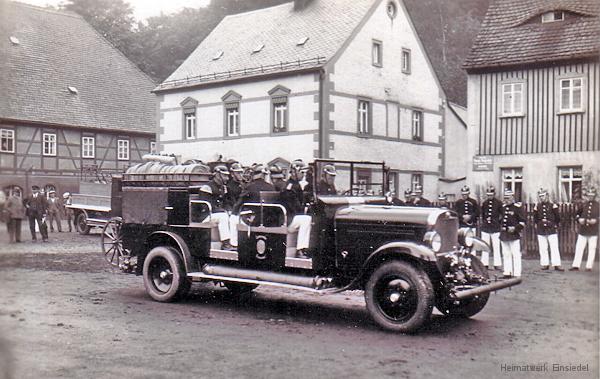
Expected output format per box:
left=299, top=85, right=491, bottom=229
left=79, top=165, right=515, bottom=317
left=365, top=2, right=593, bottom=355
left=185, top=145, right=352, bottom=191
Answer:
left=454, top=197, right=480, bottom=227
left=224, top=180, right=243, bottom=213
left=316, top=179, right=336, bottom=195
left=280, top=179, right=306, bottom=217
left=533, top=201, right=560, bottom=235
left=500, top=202, right=526, bottom=241
left=480, top=198, right=502, bottom=233
left=204, top=180, right=227, bottom=213
left=576, top=200, right=599, bottom=236
left=24, top=194, right=48, bottom=217
left=413, top=197, right=431, bottom=207
left=233, top=179, right=275, bottom=213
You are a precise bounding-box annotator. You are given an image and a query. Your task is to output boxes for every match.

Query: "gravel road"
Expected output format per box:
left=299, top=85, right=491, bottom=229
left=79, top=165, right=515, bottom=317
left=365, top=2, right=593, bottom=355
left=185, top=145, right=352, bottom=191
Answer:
left=0, top=228, right=598, bottom=379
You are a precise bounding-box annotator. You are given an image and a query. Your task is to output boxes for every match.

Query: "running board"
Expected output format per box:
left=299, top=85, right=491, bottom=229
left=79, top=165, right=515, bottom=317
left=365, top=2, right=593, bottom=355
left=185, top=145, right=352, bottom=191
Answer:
left=188, top=263, right=333, bottom=292
left=188, top=272, right=337, bottom=293
left=208, top=249, right=313, bottom=269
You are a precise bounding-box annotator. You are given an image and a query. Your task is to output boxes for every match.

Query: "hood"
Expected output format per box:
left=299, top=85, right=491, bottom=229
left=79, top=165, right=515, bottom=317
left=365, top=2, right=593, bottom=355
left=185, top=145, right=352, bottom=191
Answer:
left=335, top=205, right=453, bottom=226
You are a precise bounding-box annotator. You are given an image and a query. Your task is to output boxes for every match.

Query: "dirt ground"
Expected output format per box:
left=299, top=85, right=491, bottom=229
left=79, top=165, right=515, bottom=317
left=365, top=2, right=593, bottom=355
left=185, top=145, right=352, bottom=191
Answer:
left=0, top=225, right=598, bottom=379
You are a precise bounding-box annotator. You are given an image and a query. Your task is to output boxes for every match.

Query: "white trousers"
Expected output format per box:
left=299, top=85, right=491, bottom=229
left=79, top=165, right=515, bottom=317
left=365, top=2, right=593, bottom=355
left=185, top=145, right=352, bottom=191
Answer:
left=573, top=235, right=598, bottom=269
left=537, top=234, right=561, bottom=267
left=500, top=239, right=522, bottom=277
left=288, top=215, right=312, bottom=250
left=203, top=212, right=230, bottom=242
left=229, top=215, right=239, bottom=247
left=480, top=231, right=502, bottom=267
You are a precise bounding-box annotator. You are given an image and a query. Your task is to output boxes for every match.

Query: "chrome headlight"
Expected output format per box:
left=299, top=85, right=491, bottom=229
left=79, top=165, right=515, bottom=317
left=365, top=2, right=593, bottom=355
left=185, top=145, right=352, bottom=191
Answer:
left=458, top=228, right=475, bottom=247
left=424, top=231, right=442, bottom=253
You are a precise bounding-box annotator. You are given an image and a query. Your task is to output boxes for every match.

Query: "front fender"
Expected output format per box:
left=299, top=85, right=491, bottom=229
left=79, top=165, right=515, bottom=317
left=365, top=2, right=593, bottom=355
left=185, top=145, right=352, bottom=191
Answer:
left=368, top=241, right=437, bottom=263
left=146, top=231, right=193, bottom=273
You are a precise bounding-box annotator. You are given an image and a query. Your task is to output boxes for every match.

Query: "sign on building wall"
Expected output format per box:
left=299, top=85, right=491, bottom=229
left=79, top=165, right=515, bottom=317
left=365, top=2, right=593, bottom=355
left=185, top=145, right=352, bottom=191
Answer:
left=472, top=155, right=493, bottom=171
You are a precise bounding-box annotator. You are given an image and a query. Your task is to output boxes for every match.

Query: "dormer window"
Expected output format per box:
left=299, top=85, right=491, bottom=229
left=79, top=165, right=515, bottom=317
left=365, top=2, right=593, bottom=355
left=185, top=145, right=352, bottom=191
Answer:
left=9, top=36, right=19, bottom=45
left=212, top=50, right=224, bottom=60
left=542, top=11, right=564, bottom=23
left=252, top=44, right=264, bottom=54
left=67, top=86, right=78, bottom=94
left=297, top=37, right=309, bottom=46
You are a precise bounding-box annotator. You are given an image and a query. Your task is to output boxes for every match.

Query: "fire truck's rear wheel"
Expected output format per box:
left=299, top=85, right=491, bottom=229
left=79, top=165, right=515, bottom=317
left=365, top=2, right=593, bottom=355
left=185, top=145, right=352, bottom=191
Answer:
left=143, top=246, right=191, bottom=302
left=75, top=212, right=90, bottom=235
left=224, top=282, right=258, bottom=296
left=436, top=256, right=490, bottom=318
left=365, top=260, right=434, bottom=333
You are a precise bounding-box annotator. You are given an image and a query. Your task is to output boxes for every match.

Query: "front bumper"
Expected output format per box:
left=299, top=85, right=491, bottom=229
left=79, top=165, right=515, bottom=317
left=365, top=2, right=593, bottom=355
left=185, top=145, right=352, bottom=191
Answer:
left=452, top=277, right=522, bottom=300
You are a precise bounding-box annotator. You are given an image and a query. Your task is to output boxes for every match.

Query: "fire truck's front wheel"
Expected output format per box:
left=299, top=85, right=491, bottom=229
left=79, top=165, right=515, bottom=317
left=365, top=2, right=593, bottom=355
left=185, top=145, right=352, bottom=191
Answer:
left=143, top=246, right=190, bottom=302
left=365, top=260, right=434, bottom=333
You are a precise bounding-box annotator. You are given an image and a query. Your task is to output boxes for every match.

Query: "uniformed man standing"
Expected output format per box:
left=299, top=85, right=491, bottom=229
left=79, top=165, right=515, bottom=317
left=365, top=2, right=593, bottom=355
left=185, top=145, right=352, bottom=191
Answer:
left=412, top=186, right=431, bottom=207
left=280, top=159, right=312, bottom=259
left=479, top=186, right=503, bottom=270
left=201, top=165, right=234, bottom=250
left=571, top=187, right=599, bottom=271
left=316, top=164, right=337, bottom=195
left=499, top=189, right=526, bottom=277
left=454, top=185, right=480, bottom=231
left=534, top=188, right=564, bottom=271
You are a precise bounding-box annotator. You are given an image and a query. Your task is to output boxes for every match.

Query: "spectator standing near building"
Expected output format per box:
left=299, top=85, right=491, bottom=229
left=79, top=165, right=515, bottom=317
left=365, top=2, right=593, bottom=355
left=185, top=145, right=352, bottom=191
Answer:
left=571, top=187, right=599, bottom=271
left=63, top=192, right=74, bottom=232
left=24, top=185, right=48, bottom=242
left=47, top=190, right=63, bottom=232
left=4, top=187, right=26, bottom=243
left=533, top=189, right=564, bottom=271
left=499, top=189, right=526, bottom=278
left=479, top=186, right=503, bottom=271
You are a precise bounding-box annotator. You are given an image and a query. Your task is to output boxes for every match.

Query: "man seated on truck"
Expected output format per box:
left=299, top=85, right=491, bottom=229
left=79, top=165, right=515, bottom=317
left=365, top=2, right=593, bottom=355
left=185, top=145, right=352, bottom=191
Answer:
left=200, top=165, right=235, bottom=250
left=316, top=164, right=337, bottom=195
left=225, top=162, right=245, bottom=248
left=280, top=159, right=312, bottom=259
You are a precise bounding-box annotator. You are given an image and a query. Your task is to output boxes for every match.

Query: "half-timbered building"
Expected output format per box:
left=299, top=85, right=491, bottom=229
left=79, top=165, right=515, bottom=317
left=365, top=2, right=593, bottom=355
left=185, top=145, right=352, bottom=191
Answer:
left=0, top=1, right=157, bottom=196
left=154, top=0, right=467, bottom=199
left=464, top=0, right=599, bottom=202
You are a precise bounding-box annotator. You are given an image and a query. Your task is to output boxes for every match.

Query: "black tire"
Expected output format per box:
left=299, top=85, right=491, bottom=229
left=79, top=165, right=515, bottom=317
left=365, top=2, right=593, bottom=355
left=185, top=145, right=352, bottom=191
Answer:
left=365, top=260, right=434, bottom=333
left=436, top=255, right=490, bottom=318
left=224, top=282, right=258, bottom=296
left=143, top=246, right=191, bottom=302
left=75, top=212, right=91, bottom=235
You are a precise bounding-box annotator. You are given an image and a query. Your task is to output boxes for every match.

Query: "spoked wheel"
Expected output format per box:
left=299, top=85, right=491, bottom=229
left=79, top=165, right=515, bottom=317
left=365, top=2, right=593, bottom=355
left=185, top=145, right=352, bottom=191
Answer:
left=143, top=246, right=190, bottom=302
left=76, top=212, right=90, bottom=235
left=365, top=260, right=434, bottom=333
left=436, top=255, right=490, bottom=318
left=101, top=217, right=130, bottom=268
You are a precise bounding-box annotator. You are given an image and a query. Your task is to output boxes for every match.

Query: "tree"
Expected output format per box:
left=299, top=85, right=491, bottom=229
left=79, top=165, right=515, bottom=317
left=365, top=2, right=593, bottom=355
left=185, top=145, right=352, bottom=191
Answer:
left=61, top=0, right=136, bottom=54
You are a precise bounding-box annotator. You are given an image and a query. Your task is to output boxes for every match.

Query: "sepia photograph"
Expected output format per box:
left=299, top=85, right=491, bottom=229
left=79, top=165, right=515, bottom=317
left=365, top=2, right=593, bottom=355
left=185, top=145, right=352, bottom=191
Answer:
left=0, top=0, right=598, bottom=377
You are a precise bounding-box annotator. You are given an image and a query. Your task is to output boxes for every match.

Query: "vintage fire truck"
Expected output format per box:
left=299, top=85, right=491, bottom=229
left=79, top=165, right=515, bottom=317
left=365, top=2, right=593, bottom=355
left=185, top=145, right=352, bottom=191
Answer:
left=103, top=159, right=521, bottom=333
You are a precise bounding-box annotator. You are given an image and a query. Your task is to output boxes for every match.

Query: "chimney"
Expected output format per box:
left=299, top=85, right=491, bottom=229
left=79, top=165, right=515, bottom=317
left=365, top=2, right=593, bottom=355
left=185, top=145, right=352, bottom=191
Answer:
left=294, top=0, right=313, bottom=11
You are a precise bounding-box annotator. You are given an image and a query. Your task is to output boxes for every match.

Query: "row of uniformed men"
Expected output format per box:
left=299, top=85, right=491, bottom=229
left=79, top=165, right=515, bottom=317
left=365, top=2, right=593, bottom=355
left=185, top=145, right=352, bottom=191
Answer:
left=433, top=185, right=599, bottom=277
left=198, top=160, right=336, bottom=259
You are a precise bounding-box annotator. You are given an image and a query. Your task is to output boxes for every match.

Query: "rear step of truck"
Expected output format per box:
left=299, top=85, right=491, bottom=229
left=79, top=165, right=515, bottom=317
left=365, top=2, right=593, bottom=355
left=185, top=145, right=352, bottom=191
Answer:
left=187, top=263, right=334, bottom=293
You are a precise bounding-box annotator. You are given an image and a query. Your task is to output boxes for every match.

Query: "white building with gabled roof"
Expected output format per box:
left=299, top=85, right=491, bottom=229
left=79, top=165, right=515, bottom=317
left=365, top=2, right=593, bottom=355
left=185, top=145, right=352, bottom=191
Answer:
left=154, top=0, right=464, bottom=199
